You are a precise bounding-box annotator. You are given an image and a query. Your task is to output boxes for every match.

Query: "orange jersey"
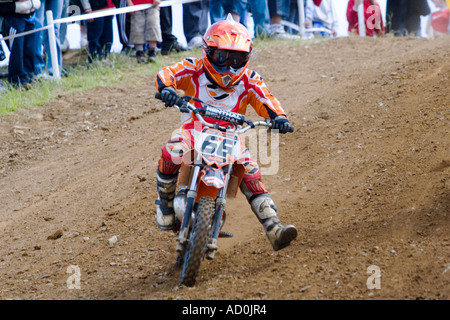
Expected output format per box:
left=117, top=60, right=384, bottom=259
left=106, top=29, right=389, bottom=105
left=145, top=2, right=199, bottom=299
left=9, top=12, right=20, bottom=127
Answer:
left=155, top=57, right=287, bottom=130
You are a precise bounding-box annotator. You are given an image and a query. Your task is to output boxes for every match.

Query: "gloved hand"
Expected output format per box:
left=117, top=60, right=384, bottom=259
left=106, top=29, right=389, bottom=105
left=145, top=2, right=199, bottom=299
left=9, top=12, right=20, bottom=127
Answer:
left=271, top=115, right=291, bottom=134
left=160, top=87, right=178, bottom=107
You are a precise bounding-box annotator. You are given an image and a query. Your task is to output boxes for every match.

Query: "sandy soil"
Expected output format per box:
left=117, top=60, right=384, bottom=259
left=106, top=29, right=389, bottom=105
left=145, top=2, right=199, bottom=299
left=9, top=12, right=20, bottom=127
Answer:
left=0, top=35, right=448, bottom=300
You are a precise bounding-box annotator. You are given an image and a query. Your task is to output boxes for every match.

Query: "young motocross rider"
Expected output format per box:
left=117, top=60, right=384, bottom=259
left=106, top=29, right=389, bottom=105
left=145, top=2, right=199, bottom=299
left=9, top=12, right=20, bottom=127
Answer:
left=154, top=16, right=298, bottom=251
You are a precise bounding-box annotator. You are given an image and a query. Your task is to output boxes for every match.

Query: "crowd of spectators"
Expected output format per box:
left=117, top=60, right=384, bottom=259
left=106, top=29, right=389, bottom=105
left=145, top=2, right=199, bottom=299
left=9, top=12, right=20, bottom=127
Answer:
left=0, top=0, right=448, bottom=90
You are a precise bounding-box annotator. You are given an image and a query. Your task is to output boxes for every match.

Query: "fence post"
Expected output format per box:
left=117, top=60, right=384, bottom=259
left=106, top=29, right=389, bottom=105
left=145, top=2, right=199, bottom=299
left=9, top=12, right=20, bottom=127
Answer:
left=297, top=0, right=305, bottom=37
left=357, top=2, right=366, bottom=37
left=46, top=10, right=61, bottom=80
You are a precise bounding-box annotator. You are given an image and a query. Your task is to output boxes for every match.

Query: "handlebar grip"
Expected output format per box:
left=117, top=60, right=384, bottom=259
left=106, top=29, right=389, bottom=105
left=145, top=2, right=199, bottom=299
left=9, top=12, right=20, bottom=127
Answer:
left=155, top=92, right=161, bottom=100
left=288, top=125, right=295, bottom=133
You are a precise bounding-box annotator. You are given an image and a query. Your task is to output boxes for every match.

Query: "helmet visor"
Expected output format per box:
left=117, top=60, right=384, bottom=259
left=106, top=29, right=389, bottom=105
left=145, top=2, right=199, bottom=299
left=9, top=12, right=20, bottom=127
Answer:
left=208, top=48, right=250, bottom=69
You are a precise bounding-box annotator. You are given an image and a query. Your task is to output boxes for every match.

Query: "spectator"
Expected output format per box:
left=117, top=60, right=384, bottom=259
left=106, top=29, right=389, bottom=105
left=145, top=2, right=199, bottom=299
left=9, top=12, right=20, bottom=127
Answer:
left=286, top=0, right=300, bottom=34
left=84, top=0, right=115, bottom=63
left=347, top=0, right=385, bottom=37
left=209, top=0, right=224, bottom=24
left=1, top=1, right=40, bottom=16
left=70, top=0, right=91, bottom=48
left=183, top=0, right=209, bottom=49
left=405, top=0, right=430, bottom=36
left=248, top=0, right=269, bottom=38
left=112, top=0, right=133, bottom=54
left=209, top=0, right=247, bottom=24
left=385, top=0, right=408, bottom=35
left=0, top=1, right=15, bottom=14
left=0, top=15, right=5, bottom=62
left=159, top=1, right=184, bottom=55
left=305, top=0, right=338, bottom=37
left=158, top=0, right=209, bottom=50
left=59, top=0, right=70, bottom=53
left=386, top=0, right=430, bottom=36
left=268, top=0, right=299, bottom=39
left=68, top=0, right=91, bottom=48
left=34, top=0, right=64, bottom=77
left=0, top=39, right=5, bottom=62
left=427, top=0, right=449, bottom=36
left=1, top=0, right=41, bottom=88
left=126, top=0, right=161, bottom=63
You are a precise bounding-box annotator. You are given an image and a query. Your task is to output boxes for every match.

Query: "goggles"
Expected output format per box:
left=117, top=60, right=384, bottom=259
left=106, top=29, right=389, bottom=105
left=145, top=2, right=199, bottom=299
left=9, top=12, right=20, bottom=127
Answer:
left=207, top=48, right=250, bottom=69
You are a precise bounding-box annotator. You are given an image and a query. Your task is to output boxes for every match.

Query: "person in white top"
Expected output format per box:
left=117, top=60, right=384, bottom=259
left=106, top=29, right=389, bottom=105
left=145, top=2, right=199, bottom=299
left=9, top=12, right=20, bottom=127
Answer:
left=304, top=0, right=338, bottom=37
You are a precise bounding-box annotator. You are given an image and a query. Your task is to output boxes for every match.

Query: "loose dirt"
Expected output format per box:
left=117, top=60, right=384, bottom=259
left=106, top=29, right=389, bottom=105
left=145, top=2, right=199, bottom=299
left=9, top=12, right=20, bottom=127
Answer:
left=0, top=35, right=448, bottom=300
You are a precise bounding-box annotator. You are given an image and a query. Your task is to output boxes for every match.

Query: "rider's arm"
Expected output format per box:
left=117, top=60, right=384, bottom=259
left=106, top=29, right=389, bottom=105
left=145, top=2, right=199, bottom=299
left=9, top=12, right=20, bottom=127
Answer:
left=245, top=70, right=288, bottom=120
left=155, top=58, right=200, bottom=96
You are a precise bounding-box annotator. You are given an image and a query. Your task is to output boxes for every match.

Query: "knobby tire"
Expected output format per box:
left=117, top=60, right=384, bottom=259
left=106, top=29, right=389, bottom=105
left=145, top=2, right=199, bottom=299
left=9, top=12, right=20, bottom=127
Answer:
left=179, top=196, right=215, bottom=287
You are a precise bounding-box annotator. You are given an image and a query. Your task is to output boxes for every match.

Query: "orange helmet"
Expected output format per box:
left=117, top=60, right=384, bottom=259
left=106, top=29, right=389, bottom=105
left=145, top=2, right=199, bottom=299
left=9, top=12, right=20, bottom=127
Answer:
left=202, top=15, right=253, bottom=89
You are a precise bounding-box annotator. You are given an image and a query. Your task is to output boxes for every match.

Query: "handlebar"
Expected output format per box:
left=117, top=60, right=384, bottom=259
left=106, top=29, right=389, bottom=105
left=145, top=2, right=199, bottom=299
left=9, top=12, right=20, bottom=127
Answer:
left=155, top=93, right=294, bottom=134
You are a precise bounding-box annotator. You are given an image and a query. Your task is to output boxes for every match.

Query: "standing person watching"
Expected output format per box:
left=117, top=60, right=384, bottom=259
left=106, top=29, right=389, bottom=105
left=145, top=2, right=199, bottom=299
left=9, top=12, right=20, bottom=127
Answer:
left=405, top=0, right=430, bottom=36
left=248, top=0, right=269, bottom=38
left=126, top=0, right=161, bottom=63
left=1, top=0, right=41, bottom=88
left=427, top=0, right=449, bottom=36
left=159, top=0, right=184, bottom=55
left=182, top=0, right=209, bottom=49
left=33, top=0, right=64, bottom=77
left=268, top=0, right=299, bottom=39
left=209, top=0, right=247, bottom=24
left=84, top=0, right=115, bottom=63
left=305, top=0, right=338, bottom=37
left=347, top=0, right=385, bottom=37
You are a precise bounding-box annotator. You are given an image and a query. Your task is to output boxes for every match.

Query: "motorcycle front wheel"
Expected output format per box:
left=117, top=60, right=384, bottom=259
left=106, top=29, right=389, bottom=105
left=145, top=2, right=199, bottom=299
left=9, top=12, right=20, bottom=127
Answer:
left=179, top=196, right=215, bottom=287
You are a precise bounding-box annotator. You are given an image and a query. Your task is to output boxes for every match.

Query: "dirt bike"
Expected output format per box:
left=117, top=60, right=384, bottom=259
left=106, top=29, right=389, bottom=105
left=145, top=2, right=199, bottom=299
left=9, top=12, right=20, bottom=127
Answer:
left=155, top=93, right=294, bottom=287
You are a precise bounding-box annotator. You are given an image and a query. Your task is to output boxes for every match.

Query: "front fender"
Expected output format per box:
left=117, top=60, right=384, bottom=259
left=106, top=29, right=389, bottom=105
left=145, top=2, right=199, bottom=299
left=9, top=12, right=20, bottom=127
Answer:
left=200, top=166, right=225, bottom=189
left=195, top=167, right=224, bottom=202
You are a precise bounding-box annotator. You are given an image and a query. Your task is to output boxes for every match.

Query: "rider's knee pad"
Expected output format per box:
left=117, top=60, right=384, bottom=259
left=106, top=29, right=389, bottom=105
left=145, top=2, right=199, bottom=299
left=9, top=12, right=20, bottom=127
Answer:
left=239, top=159, right=267, bottom=199
left=158, top=137, right=189, bottom=175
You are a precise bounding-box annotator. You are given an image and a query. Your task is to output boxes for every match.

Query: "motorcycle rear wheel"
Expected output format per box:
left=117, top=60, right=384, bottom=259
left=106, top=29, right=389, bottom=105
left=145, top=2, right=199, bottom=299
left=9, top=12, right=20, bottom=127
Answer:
left=179, top=196, right=215, bottom=287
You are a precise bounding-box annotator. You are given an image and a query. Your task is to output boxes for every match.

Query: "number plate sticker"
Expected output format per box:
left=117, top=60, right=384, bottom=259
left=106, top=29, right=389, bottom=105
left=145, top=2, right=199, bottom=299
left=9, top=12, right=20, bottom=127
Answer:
left=196, top=128, right=241, bottom=166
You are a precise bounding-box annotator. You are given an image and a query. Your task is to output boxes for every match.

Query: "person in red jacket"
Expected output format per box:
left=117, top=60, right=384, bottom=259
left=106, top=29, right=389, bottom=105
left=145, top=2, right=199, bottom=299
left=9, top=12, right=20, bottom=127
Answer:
left=429, top=0, right=449, bottom=35
left=347, top=0, right=385, bottom=37
left=154, top=15, right=298, bottom=251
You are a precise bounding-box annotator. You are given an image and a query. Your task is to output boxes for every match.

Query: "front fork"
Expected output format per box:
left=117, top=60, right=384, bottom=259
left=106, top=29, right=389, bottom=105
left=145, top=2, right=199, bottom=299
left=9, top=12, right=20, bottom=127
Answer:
left=206, top=165, right=231, bottom=260
left=176, top=159, right=201, bottom=254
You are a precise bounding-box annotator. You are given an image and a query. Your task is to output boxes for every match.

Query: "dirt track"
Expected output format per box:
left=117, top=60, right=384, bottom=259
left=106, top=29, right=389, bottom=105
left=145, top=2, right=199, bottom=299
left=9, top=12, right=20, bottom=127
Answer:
left=0, top=36, right=449, bottom=300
